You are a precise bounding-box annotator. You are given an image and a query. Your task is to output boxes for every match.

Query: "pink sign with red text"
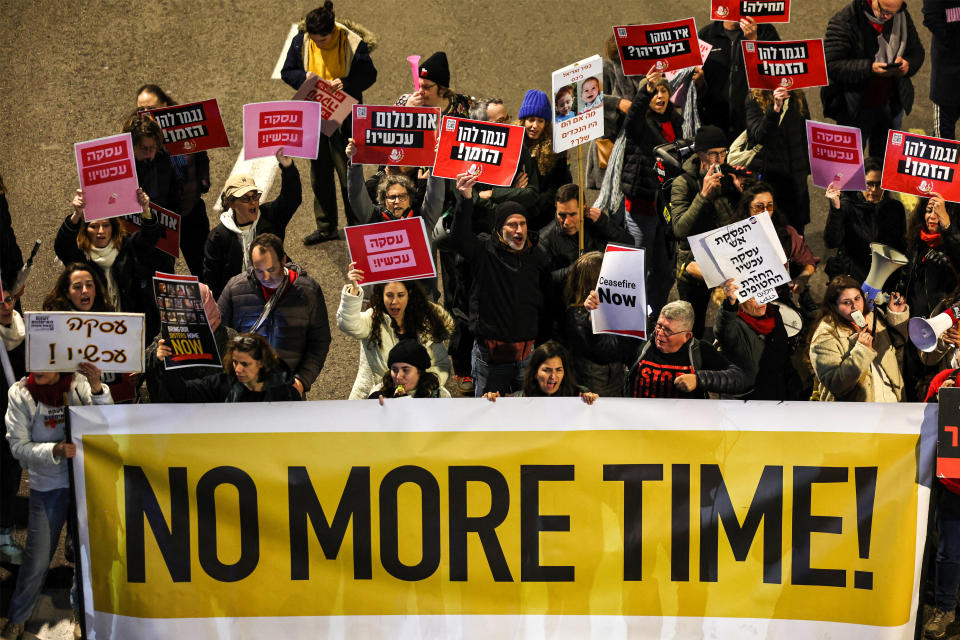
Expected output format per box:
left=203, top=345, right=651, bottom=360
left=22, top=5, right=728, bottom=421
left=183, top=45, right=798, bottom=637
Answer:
left=242, top=101, right=321, bottom=160
left=805, top=121, right=867, bottom=191
left=74, top=133, right=141, bottom=222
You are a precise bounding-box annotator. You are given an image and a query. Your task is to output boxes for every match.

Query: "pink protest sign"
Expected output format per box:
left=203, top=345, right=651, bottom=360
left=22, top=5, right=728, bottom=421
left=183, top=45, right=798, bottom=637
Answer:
left=344, top=217, right=437, bottom=286
left=74, top=133, right=141, bottom=222
left=242, top=101, right=321, bottom=160
left=805, top=121, right=867, bottom=191
left=292, top=74, right=358, bottom=136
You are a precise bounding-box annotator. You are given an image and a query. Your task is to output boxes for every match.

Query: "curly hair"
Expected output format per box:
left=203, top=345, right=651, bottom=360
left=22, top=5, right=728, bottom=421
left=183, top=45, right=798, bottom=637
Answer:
left=42, top=263, right=114, bottom=312
left=376, top=174, right=416, bottom=206
left=368, top=280, right=448, bottom=349
left=223, top=333, right=281, bottom=381
left=515, top=117, right=562, bottom=175
left=122, top=110, right=164, bottom=149
left=907, top=197, right=958, bottom=250
left=521, top=341, right=581, bottom=397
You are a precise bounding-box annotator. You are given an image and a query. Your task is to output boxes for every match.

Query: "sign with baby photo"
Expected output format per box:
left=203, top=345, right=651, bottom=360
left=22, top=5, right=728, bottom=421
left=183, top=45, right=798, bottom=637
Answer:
left=552, top=55, right=604, bottom=153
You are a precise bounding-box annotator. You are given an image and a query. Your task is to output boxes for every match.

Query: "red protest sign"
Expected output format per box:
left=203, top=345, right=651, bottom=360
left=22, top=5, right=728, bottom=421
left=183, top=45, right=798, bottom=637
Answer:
left=432, top=117, right=525, bottom=187
left=742, top=39, right=828, bottom=90
left=881, top=130, right=960, bottom=203
left=147, top=99, right=230, bottom=156
left=711, top=0, right=791, bottom=23
left=344, top=217, right=437, bottom=286
left=293, top=74, right=358, bottom=136
left=351, top=105, right=441, bottom=167
left=613, top=19, right=702, bottom=76
left=74, top=133, right=141, bottom=221
left=121, top=203, right=181, bottom=259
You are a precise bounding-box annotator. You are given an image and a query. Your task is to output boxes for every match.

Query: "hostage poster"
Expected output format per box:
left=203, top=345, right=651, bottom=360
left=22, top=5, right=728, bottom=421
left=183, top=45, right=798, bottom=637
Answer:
left=552, top=55, right=604, bottom=153
left=154, top=272, right=221, bottom=370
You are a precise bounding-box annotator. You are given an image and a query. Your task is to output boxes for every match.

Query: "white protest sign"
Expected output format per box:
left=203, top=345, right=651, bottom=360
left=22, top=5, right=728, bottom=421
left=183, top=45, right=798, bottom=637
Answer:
left=25, top=312, right=145, bottom=373
left=689, top=215, right=789, bottom=303
left=552, top=55, right=604, bottom=153
left=590, top=244, right=647, bottom=339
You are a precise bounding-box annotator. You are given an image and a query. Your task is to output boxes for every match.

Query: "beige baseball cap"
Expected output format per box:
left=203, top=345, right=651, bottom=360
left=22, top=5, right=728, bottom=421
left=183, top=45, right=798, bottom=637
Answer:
left=222, top=174, right=259, bottom=200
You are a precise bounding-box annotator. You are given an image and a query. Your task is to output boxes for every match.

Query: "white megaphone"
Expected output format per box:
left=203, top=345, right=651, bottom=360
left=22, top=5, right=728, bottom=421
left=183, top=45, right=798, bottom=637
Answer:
left=862, top=242, right=908, bottom=308
left=909, top=305, right=960, bottom=352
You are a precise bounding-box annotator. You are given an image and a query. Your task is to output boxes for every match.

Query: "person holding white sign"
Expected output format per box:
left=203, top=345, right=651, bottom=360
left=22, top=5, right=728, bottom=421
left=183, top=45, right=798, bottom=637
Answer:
left=2, top=362, right=112, bottom=640
left=809, top=275, right=909, bottom=402
left=515, top=89, right=572, bottom=228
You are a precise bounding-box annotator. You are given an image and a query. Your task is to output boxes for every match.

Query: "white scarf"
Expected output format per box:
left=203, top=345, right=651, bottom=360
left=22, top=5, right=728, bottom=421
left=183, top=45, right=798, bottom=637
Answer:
left=220, top=210, right=258, bottom=272
left=86, top=243, right=120, bottom=308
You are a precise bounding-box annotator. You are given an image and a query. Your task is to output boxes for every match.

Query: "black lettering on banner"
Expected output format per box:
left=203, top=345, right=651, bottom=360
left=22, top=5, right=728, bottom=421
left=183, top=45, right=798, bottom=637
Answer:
left=741, top=0, right=787, bottom=16
left=124, top=465, right=191, bottom=583
left=196, top=466, right=260, bottom=582
left=449, top=466, right=513, bottom=582
left=672, top=464, right=691, bottom=581
left=603, top=464, right=663, bottom=581
left=450, top=144, right=504, bottom=166
left=288, top=466, right=372, bottom=580
left=901, top=135, right=960, bottom=163
left=792, top=466, right=846, bottom=587
left=620, top=40, right=692, bottom=61
left=854, top=466, right=878, bottom=590
left=455, top=121, right=511, bottom=147
left=700, top=465, right=783, bottom=584
left=379, top=465, right=441, bottom=581
left=364, top=129, right=425, bottom=148
left=154, top=103, right=207, bottom=129
left=520, top=464, right=575, bottom=582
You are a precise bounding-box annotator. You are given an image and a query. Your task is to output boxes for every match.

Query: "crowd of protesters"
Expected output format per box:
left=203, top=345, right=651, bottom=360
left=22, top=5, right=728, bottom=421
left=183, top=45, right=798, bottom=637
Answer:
left=2, top=0, right=960, bottom=637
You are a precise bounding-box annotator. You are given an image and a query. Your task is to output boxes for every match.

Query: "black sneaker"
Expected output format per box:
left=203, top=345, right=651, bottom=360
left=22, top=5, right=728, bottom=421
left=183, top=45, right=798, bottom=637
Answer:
left=925, top=607, right=956, bottom=638
left=304, top=230, right=339, bottom=246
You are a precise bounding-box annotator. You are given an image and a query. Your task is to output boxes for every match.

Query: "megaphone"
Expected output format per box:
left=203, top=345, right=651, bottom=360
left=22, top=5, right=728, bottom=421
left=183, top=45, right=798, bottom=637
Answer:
left=909, top=305, right=960, bottom=352
left=862, top=242, right=908, bottom=308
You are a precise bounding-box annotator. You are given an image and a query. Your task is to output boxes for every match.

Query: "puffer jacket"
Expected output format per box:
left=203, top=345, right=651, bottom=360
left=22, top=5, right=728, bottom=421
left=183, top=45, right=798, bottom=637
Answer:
left=561, top=306, right=639, bottom=397
left=809, top=307, right=909, bottom=402
left=218, top=262, right=331, bottom=392
left=336, top=285, right=454, bottom=400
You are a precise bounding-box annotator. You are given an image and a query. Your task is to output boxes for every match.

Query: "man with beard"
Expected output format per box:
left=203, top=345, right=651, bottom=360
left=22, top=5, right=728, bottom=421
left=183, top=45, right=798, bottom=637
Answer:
left=202, top=148, right=301, bottom=299
left=450, top=172, right=550, bottom=397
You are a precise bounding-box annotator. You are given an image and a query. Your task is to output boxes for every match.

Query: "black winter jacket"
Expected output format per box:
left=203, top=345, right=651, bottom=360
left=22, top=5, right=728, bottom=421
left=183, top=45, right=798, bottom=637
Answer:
left=625, top=337, right=747, bottom=398
left=923, top=0, right=960, bottom=106
left=698, top=21, right=781, bottom=140
left=202, top=163, right=302, bottom=299
left=218, top=262, right=331, bottom=392
left=902, top=223, right=960, bottom=318
left=450, top=197, right=550, bottom=342
left=0, top=193, right=24, bottom=285
left=621, top=88, right=685, bottom=204
left=538, top=215, right=633, bottom=285
left=562, top=306, right=639, bottom=397
left=134, top=151, right=181, bottom=275
left=743, top=94, right=811, bottom=178
left=822, top=0, right=925, bottom=119
left=159, top=365, right=302, bottom=403
left=823, top=193, right=906, bottom=281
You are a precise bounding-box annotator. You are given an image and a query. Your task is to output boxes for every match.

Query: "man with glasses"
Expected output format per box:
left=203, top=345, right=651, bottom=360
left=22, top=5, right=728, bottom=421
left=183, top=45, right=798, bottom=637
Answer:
left=823, top=156, right=907, bottom=281
left=823, top=0, right=925, bottom=156
left=618, top=301, right=745, bottom=398
left=670, top=125, right=746, bottom=338
left=202, top=149, right=301, bottom=299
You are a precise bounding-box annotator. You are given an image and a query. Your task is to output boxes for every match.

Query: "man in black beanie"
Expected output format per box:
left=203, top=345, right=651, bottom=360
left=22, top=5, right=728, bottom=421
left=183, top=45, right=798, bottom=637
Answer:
left=669, top=125, right=745, bottom=338
left=449, top=172, right=550, bottom=397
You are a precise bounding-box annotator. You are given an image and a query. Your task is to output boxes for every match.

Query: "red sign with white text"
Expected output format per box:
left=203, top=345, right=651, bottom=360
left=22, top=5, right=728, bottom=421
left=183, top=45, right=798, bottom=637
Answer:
left=344, top=217, right=437, bottom=286
left=742, top=39, right=828, bottom=90
left=147, top=99, right=230, bottom=156
left=613, top=19, right=702, bottom=76
left=711, top=0, right=791, bottom=22
left=293, top=74, right=359, bottom=136
left=74, top=133, right=141, bottom=222
left=351, top=105, right=441, bottom=167
left=121, top=203, right=181, bottom=259
left=432, top=117, right=525, bottom=187
left=881, top=130, right=960, bottom=203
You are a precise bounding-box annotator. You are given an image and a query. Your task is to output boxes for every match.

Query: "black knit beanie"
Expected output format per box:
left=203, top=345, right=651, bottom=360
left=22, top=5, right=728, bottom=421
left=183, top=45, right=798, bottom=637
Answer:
left=387, top=341, right=431, bottom=372
left=492, top=201, right=526, bottom=233
left=419, top=52, right=451, bottom=88
left=694, top=125, right=727, bottom=152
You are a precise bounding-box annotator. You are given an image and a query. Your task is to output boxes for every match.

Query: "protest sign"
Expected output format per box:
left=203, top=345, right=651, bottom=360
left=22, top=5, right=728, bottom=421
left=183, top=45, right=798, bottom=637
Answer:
left=881, top=130, right=960, bottom=203
left=432, top=116, right=525, bottom=186
left=938, top=386, right=960, bottom=483
left=243, top=101, right=321, bottom=161
left=121, top=203, right=181, bottom=259
left=344, top=217, right=436, bottom=286
left=71, top=398, right=931, bottom=639
left=292, top=73, right=358, bottom=136
left=711, top=0, right=791, bottom=22
left=590, top=244, right=647, bottom=339
left=74, top=133, right=141, bottom=222
left=154, top=273, right=221, bottom=370
left=613, top=19, right=702, bottom=76
left=806, top=121, right=867, bottom=191
left=147, top=99, right=230, bottom=156
left=664, top=39, right=713, bottom=81
left=25, top=311, right=144, bottom=373
left=690, top=214, right=789, bottom=303
left=551, top=55, right=604, bottom=153
left=742, top=39, right=829, bottom=90
left=351, top=105, right=441, bottom=167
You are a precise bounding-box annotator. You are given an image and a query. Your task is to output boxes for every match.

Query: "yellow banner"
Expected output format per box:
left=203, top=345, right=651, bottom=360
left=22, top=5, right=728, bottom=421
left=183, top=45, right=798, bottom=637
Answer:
left=74, top=400, right=925, bottom=629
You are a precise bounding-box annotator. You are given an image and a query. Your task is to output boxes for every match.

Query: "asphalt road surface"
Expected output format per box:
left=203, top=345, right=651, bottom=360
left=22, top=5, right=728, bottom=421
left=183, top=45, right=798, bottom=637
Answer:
left=0, top=0, right=942, bottom=637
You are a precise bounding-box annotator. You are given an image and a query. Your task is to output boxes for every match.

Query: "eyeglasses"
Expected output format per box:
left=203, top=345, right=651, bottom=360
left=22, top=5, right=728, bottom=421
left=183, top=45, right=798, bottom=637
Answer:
left=865, top=181, right=882, bottom=190
left=750, top=202, right=775, bottom=213
left=234, top=192, right=261, bottom=203
left=654, top=322, right=686, bottom=337
left=874, top=0, right=897, bottom=17
left=384, top=193, right=410, bottom=202
left=706, top=150, right=728, bottom=162
left=419, top=81, right=437, bottom=92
